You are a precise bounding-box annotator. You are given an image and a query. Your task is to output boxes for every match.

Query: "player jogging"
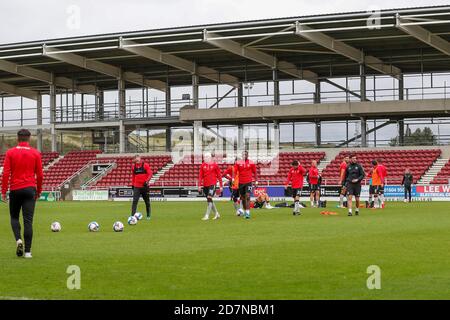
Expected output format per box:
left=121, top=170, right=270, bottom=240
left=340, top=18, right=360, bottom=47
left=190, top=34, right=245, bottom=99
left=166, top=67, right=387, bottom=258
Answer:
left=234, top=150, right=258, bottom=219
left=198, top=153, right=223, bottom=221
left=307, top=160, right=320, bottom=208
left=131, top=155, right=153, bottom=220
left=223, top=158, right=242, bottom=215
left=343, top=154, right=365, bottom=217
left=284, top=160, right=307, bottom=216
left=338, top=156, right=349, bottom=208
left=1, top=129, right=43, bottom=259
left=377, top=158, right=388, bottom=209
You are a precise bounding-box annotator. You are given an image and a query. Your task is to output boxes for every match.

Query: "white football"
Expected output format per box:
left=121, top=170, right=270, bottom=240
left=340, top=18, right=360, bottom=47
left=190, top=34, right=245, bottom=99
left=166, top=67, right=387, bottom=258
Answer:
left=88, top=221, right=100, bottom=232
left=237, top=208, right=245, bottom=216
left=134, top=212, right=143, bottom=221
left=113, top=221, right=124, bottom=232
left=51, top=222, right=61, bottom=232
left=128, top=216, right=138, bottom=225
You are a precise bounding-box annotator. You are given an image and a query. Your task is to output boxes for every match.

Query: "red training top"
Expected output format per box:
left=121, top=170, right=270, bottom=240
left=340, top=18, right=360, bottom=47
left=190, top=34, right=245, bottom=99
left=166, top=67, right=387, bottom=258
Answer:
left=285, top=165, right=307, bottom=189
left=308, top=167, right=319, bottom=185
left=378, top=164, right=388, bottom=183
left=131, top=162, right=153, bottom=188
left=2, top=142, right=43, bottom=195
left=198, top=161, right=223, bottom=188
left=222, top=165, right=239, bottom=190
left=234, top=159, right=257, bottom=185
left=339, top=161, right=347, bottom=183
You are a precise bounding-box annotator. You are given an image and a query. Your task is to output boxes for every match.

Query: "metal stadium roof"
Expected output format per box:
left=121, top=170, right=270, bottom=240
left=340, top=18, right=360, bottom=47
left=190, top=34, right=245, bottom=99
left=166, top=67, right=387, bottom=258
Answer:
left=0, top=5, right=449, bottom=95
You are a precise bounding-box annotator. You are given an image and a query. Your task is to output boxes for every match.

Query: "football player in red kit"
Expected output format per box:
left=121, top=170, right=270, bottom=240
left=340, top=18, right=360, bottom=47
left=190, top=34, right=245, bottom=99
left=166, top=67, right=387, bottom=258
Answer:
left=234, top=150, right=258, bottom=219
left=376, top=158, right=388, bottom=208
left=308, top=160, right=320, bottom=208
left=198, top=153, right=223, bottom=220
left=284, top=160, right=306, bottom=216
left=339, top=156, right=349, bottom=208
left=222, top=158, right=241, bottom=215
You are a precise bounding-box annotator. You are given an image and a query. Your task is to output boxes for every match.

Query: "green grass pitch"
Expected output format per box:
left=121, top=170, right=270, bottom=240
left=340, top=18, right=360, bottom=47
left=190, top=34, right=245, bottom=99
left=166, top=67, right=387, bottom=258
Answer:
left=0, top=200, right=449, bottom=300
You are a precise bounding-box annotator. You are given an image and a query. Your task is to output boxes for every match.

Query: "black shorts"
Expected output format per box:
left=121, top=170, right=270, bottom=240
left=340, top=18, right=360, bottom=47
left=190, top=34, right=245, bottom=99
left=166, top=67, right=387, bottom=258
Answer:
left=203, top=185, right=216, bottom=197
left=369, top=185, right=376, bottom=195
left=309, top=184, right=319, bottom=192
left=377, top=185, right=385, bottom=195
left=346, top=183, right=361, bottom=197
left=239, top=183, right=253, bottom=197
left=292, top=188, right=302, bottom=198
left=230, top=188, right=239, bottom=201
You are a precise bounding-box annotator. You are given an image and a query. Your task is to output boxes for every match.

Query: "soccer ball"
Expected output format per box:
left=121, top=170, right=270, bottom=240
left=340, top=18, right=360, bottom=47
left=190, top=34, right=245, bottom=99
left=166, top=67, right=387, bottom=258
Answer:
left=51, top=222, right=61, bottom=232
left=236, top=208, right=245, bottom=216
left=113, top=221, right=124, bottom=232
left=127, top=216, right=138, bottom=225
left=88, top=221, right=100, bottom=232
left=134, top=212, right=143, bottom=221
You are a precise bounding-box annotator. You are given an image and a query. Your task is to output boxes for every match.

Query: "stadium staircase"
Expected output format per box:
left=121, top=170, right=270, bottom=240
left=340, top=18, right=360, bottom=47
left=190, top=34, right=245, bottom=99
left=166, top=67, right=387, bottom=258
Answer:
left=90, top=155, right=172, bottom=188
left=418, top=158, right=449, bottom=185
left=430, top=158, right=450, bottom=184
left=149, top=162, right=175, bottom=185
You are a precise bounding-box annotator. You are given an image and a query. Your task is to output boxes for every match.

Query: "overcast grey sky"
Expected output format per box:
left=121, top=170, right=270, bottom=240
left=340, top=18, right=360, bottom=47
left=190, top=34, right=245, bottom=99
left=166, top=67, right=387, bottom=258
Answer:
left=0, top=0, right=448, bottom=44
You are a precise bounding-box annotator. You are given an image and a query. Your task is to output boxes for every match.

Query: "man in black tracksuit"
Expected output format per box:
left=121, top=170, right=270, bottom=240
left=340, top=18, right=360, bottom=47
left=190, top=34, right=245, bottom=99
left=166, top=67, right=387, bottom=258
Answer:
left=401, top=169, right=413, bottom=203
left=344, top=154, right=365, bottom=216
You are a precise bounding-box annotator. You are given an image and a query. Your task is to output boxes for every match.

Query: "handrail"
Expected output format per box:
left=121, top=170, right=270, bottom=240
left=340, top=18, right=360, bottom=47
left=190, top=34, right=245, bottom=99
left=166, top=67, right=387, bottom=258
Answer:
left=55, top=159, right=103, bottom=190
left=81, top=162, right=116, bottom=189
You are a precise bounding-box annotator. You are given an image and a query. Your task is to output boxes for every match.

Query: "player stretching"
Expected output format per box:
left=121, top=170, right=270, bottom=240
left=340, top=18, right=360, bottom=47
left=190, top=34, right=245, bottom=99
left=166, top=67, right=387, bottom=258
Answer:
left=377, top=158, right=388, bottom=209
left=199, top=153, right=223, bottom=221
left=344, top=154, right=365, bottom=217
left=307, top=160, right=320, bottom=208
left=285, top=160, right=306, bottom=216
left=234, top=150, right=257, bottom=219
left=338, top=156, right=349, bottom=208
left=223, top=158, right=241, bottom=215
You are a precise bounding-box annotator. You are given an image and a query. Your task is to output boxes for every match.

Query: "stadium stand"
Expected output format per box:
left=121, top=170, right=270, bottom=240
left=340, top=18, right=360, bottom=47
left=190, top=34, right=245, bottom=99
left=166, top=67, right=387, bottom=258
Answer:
left=320, top=149, right=441, bottom=185
left=430, top=160, right=450, bottom=184
left=153, top=152, right=326, bottom=187
left=92, top=155, right=172, bottom=188
left=42, top=150, right=101, bottom=189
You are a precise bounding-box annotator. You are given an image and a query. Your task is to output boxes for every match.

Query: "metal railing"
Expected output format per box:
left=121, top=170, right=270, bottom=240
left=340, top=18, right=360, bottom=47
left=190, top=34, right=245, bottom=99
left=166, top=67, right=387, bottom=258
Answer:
left=81, top=162, right=117, bottom=189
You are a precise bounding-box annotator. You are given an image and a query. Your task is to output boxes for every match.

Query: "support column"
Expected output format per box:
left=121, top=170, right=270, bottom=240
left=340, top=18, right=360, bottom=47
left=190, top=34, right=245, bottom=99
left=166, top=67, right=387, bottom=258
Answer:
left=398, top=119, right=405, bottom=146
left=165, top=127, right=171, bottom=152
left=237, top=83, right=244, bottom=151
left=119, top=120, right=126, bottom=153
left=273, top=69, right=280, bottom=105
left=193, top=120, right=202, bottom=157
left=360, top=64, right=367, bottom=147
left=314, top=80, right=321, bottom=104
left=399, top=74, right=404, bottom=101
left=36, top=93, right=43, bottom=152
left=165, top=84, right=171, bottom=116
left=360, top=117, right=367, bottom=148
left=192, top=72, right=199, bottom=109
left=272, top=120, right=280, bottom=151
left=315, top=120, right=322, bottom=147
left=360, top=64, right=367, bottom=102
left=118, top=71, right=126, bottom=153
left=98, top=90, right=104, bottom=121
left=49, top=81, right=57, bottom=152
left=81, top=93, right=85, bottom=122
left=314, top=81, right=321, bottom=147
